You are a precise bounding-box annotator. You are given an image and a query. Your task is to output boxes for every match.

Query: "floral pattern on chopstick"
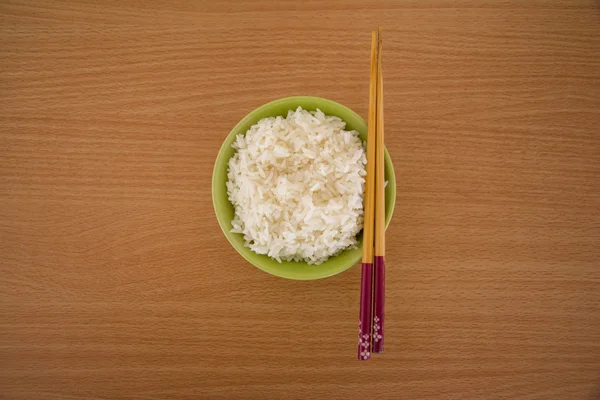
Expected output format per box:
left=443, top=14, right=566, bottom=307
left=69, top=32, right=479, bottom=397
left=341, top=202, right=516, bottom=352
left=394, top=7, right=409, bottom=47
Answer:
left=358, top=320, right=371, bottom=360
left=373, top=316, right=382, bottom=343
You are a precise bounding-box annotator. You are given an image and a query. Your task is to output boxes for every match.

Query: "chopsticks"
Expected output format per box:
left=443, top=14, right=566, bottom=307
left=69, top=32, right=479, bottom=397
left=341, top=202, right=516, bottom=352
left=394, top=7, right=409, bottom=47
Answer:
left=358, top=30, right=378, bottom=361
left=358, top=27, right=385, bottom=360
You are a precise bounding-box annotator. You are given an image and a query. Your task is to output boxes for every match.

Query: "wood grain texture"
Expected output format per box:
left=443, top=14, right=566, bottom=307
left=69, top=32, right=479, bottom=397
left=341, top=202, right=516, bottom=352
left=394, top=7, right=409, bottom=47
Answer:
left=1, top=1, right=599, bottom=399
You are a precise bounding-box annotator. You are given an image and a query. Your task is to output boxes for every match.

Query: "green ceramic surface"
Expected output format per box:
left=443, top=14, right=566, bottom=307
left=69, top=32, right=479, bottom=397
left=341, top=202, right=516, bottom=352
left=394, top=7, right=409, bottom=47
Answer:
left=212, top=96, right=396, bottom=280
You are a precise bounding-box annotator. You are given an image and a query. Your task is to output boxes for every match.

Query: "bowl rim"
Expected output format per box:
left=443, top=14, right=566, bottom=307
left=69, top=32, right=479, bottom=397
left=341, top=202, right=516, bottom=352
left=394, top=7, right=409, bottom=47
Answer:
left=212, top=96, right=396, bottom=280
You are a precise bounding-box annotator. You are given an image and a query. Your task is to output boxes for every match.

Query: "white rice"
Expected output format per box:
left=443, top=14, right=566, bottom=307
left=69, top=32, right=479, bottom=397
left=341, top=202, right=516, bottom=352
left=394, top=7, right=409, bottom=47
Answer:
left=226, top=107, right=367, bottom=265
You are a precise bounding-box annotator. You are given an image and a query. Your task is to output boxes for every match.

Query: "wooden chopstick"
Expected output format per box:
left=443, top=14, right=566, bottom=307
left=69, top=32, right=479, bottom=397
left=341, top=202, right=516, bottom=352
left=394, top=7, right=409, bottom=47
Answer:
left=372, top=26, right=386, bottom=354
left=358, top=30, right=378, bottom=361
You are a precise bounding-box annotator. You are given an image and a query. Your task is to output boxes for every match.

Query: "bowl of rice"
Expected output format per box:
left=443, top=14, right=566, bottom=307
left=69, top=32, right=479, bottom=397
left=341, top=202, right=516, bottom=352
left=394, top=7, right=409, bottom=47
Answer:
left=212, top=96, right=396, bottom=280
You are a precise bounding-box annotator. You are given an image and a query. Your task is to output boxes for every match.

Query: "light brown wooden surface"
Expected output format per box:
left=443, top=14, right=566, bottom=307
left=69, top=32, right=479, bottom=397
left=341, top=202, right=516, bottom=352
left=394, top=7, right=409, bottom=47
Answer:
left=1, top=1, right=599, bottom=399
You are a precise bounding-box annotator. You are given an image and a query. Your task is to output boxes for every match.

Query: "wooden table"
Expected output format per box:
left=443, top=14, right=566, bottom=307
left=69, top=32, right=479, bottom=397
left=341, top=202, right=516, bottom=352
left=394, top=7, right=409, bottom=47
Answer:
left=2, top=1, right=599, bottom=399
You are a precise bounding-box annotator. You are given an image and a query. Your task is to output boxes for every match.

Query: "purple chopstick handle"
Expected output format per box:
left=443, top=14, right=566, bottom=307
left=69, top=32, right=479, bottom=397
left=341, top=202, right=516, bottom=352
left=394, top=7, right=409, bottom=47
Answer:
left=358, top=262, right=373, bottom=360
left=372, top=256, right=385, bottom=353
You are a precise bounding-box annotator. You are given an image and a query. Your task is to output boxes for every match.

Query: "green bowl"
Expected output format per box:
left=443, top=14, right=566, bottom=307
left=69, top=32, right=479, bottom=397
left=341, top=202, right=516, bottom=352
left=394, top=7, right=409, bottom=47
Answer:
left=212, top=96, right=396, bottom=280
